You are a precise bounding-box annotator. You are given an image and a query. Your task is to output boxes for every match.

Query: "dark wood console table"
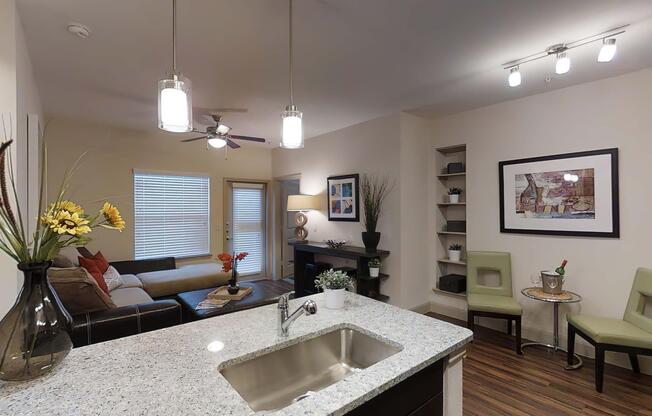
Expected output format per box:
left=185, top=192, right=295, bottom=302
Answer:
left=293, top=243, right=390, bottom=301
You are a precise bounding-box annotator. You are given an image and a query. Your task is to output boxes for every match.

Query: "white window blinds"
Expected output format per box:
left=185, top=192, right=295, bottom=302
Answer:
left=134, top=171, right=210, bottom=260
left=232, top=183, right=265, bottom=275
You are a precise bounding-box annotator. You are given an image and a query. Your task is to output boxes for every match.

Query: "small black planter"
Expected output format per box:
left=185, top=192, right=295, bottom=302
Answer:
left=361, top=231, right=381, bottom=252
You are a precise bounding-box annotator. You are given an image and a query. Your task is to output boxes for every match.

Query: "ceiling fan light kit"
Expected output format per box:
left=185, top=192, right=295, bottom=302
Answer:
left=158, top=0, right=193, bottom=133
left=503, top=25, right=626, bottom=87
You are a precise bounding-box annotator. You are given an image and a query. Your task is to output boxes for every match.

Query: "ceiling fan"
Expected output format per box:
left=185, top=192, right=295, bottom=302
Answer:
left=181, top=114, right=266, bottom=149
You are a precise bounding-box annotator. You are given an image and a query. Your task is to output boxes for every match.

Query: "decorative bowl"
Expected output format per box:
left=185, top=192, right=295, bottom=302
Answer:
left=325, top=240, right=347, bottom=249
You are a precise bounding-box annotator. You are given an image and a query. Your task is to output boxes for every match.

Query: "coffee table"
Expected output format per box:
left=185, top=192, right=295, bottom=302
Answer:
left=176, top=278, right=293, bottom=321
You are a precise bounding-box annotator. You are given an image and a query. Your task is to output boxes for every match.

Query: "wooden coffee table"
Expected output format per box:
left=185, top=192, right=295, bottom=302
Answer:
left=176, top=278, right=293, bottom=321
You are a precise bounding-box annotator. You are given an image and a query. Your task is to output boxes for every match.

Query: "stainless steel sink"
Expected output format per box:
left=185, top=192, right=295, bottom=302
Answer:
left=219, top=327, right=401, bottom=412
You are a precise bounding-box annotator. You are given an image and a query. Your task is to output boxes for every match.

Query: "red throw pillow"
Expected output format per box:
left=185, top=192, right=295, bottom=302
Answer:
left=78, top=256, right=109, bottom=294
left=91, top=251, right=110, bottom=274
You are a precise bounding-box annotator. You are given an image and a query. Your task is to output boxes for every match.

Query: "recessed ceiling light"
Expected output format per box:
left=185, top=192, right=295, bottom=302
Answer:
left=67, top=23, right=91, bottom=39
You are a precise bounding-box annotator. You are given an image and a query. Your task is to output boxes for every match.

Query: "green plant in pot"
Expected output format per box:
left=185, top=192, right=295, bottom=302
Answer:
left=368, top=258, right=381, bottom=278
left=360, top=174, right=393, bottom=252
left=0, top=139, right=125, bottom=381
left=448, top=187, right=463, bottom=204
left=315, top=269, right=353, bottom=309
left=448, top=243, right=463, bottom=262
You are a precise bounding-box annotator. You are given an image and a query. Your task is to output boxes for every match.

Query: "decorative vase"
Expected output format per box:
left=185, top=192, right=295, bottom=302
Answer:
left=227, top=270, right=240, bottom=295
left=361, top=231, right=381, bottom=252
left=0, top=262, right=73, bottom=381
left=449, top=194, right=460, bottom=204
left=324, top=288, right=346, bottom=309
left=369, top=267, right=380, bottom=278
left=448, top=250, right=462, bottom=262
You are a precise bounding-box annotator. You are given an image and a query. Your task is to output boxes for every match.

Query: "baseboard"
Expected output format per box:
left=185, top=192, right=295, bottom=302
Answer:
left=410, top=302, right=432, bottom=314
left=427, top=301, right=652, bottom=376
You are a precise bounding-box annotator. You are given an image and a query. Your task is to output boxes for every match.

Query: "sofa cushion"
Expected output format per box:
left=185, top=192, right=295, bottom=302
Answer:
left=109, top=287, right=154, bottom=308
left=119, top=274, right=144, bottom=289
left=137, top=263, right=230, bottom=298
left=103, top=266, right=124, bottom=291
left=48, top=267, right=116, bottom=314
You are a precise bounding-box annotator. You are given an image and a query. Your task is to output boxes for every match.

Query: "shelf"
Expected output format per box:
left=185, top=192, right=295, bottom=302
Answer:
left=437, top=258, right=467, bottom=266
left=437, top=202, right=466, bottom=207
left=437, top=231, right=466, bottom=236
left=432, top=287, right=467, bottom=298
left=356, top=273, right=389, bottom=281
left=436, top=144, right=466, bottom=154
left=437, top=172, right=466, bottom=179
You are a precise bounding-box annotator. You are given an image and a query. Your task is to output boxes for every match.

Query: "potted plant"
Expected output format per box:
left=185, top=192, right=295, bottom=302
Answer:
left=448, top=243, right=463, bottom=262
left=217, top=252, right=248, bottom=294
left=360, top=174, right=393, bottom=252
left=368, top=258, right=381, bottom=277
left=315, top=269, right=353, bottom=309
left=448, top=187, right=463, bottom=204
left=0, top=140, right=125, bottom=381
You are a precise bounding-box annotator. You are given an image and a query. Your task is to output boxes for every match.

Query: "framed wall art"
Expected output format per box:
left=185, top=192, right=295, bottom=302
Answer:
left=499, top=148, right=619, bottom=238
left=327, top=174, right=359, bottom=222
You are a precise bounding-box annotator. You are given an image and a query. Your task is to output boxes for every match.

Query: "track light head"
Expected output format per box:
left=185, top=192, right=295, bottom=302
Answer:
left=508, top=66, right=521, bottom=87
left=598, top=38, right=617, bottom=63
left=555, top=52, right=571, bottom=75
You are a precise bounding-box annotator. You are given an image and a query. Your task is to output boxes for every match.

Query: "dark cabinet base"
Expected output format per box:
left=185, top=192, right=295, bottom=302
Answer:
left=345, top=359, right=444, bottom=416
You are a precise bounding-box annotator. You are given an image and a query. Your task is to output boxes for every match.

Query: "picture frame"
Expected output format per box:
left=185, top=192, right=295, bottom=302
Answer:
left=499, top=148, right=619, bottom=238
left=327, top=174, right=359, bottom=222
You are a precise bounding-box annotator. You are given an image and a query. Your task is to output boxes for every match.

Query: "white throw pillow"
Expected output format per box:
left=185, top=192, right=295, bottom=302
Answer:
left=103, top=266, right=124, bottom=292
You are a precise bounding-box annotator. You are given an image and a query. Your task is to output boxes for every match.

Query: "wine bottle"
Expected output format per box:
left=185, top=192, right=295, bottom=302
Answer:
left=555, top=259, right=568, bottom=276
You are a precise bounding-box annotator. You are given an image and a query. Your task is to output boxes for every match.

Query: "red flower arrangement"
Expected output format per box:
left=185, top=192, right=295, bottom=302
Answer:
left=217, top=252, right=248, bottom=273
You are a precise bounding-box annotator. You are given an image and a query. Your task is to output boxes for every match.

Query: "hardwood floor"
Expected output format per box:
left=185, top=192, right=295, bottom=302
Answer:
left=426, top=313, right=652, bottom=416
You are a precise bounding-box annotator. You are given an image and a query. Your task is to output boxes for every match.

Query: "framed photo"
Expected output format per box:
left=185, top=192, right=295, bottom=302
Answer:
left=499, top=148, right=619, bottom=238
left=327, top=174, right=359, bottom=222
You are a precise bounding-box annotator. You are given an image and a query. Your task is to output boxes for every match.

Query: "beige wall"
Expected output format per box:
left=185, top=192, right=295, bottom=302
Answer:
left=429, top=68, right=652, bottom=374
left=45, top=117, right=272, bottom=264
left=272, top=113, right=433, bottom=308
left=0, top=1, right=42, bottom=317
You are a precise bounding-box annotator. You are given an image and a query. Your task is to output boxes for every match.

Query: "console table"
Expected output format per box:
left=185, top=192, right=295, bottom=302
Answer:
left=293, top=243, right=390, bottom=301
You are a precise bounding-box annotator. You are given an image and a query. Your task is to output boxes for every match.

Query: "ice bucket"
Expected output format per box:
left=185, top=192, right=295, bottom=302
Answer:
left=541, top=271, right=564, bottom=295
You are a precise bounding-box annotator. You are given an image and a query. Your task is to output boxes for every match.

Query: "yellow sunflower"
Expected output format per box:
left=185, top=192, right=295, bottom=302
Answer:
left=45, top=210, right=91, bottom=236
left=100, top=202, right=125, bottom=231
left=48, top=200, right=84, bottom=215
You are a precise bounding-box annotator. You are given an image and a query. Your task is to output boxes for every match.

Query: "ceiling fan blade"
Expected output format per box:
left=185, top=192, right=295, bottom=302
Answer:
left=229, top=135, right=266, bottom=143
left=181, top=136, right=208, bottom=142
left=227, top=139, right=241, bottom=149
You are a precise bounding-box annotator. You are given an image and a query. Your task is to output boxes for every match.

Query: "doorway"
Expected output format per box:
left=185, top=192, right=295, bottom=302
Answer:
left=279, top=178, right=301, bottom=278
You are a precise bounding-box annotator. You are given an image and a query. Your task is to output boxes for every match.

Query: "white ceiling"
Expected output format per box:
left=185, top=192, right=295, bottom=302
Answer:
left=17, top=0, right=652, bottom=145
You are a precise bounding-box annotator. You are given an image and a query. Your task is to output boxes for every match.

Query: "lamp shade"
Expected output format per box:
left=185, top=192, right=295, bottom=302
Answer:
left=287, top=195, right=320, bottom=211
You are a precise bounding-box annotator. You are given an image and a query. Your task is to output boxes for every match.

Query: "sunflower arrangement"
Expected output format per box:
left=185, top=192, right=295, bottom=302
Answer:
left=0, top=140, right=125, bottom=264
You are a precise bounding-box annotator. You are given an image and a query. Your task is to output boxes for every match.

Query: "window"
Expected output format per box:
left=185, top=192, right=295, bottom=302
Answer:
left=134, top=171, right=210, bottom=260
left=231, top=183, right=265, bottom=275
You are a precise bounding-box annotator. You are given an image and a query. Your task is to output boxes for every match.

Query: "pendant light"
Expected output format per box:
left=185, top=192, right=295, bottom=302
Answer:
left=555, top=52, right=571, bottom=75
left=597, top=38, right=617, bottom=63
left=281, top=0, right=303, bottom=149
left=158, top=0, right=192, bottom=133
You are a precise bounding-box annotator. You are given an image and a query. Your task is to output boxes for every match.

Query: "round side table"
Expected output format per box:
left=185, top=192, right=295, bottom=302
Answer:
left=521, top=287, right=583, bottom=370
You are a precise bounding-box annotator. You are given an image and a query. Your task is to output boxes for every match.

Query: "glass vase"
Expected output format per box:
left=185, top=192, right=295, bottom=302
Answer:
left=0, top=261, right=73, bottom=381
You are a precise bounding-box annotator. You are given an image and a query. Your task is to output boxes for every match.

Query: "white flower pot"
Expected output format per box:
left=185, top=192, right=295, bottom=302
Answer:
left=369, top=267, right=380, bottom=278
left=324, top=288, right=346, bottom=309
left=448, top=250, right=462, bottom=262
left=449, top=194, right=460, bottom=204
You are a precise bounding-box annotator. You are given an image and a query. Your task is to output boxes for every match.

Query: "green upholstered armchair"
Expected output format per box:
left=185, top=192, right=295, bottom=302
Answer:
left=567, top=267, right=652, bottom=392
left=467, top=251, right=523, bottom=354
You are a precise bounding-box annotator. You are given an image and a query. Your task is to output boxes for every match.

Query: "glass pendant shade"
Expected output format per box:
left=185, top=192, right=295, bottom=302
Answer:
left=281, top=105, right=303, bottom=149
left=598, top=38, right=616, bottom=63
left=207, top=137, right=227, bottom=148
left=508, top=66, right=521, bottom=87
left=158, top=75, right=192, bottom=133
left=555, top=52, right=571, bottom=75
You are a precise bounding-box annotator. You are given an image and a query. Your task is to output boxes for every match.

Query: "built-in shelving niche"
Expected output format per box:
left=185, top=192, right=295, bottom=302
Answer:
left=434, top=144, right=468, bottom=298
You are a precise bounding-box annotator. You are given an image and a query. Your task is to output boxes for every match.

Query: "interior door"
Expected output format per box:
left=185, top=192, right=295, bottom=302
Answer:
left=224, top=181, right=267, bottom=278
left=280, top=179, right=301, bottom=278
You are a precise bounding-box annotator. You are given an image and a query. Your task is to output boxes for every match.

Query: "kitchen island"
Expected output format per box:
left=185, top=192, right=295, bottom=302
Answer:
left=0, top=292, right=472, bottom=415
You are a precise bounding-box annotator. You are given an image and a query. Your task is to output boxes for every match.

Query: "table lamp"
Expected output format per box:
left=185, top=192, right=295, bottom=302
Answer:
left=287, top=194, right=320, bottom=243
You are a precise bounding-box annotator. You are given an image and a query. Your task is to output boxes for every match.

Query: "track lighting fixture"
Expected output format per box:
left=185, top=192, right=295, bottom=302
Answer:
left=502, top=25, right=627, bottom=87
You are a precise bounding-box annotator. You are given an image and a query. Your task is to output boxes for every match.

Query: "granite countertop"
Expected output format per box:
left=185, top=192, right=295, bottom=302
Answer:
left=0, top=292, right=472, bottom=416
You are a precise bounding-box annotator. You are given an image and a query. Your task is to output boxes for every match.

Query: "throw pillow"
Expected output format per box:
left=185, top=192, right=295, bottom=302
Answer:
left=103, top=265, right=124, bottom=292
left=48, top=267, right=116, bottom=314
left=78, top=257, right=110, bottom=294
left=52, top=254, right=74, bottom=268
left=91, top=251, right=110, bottom=274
